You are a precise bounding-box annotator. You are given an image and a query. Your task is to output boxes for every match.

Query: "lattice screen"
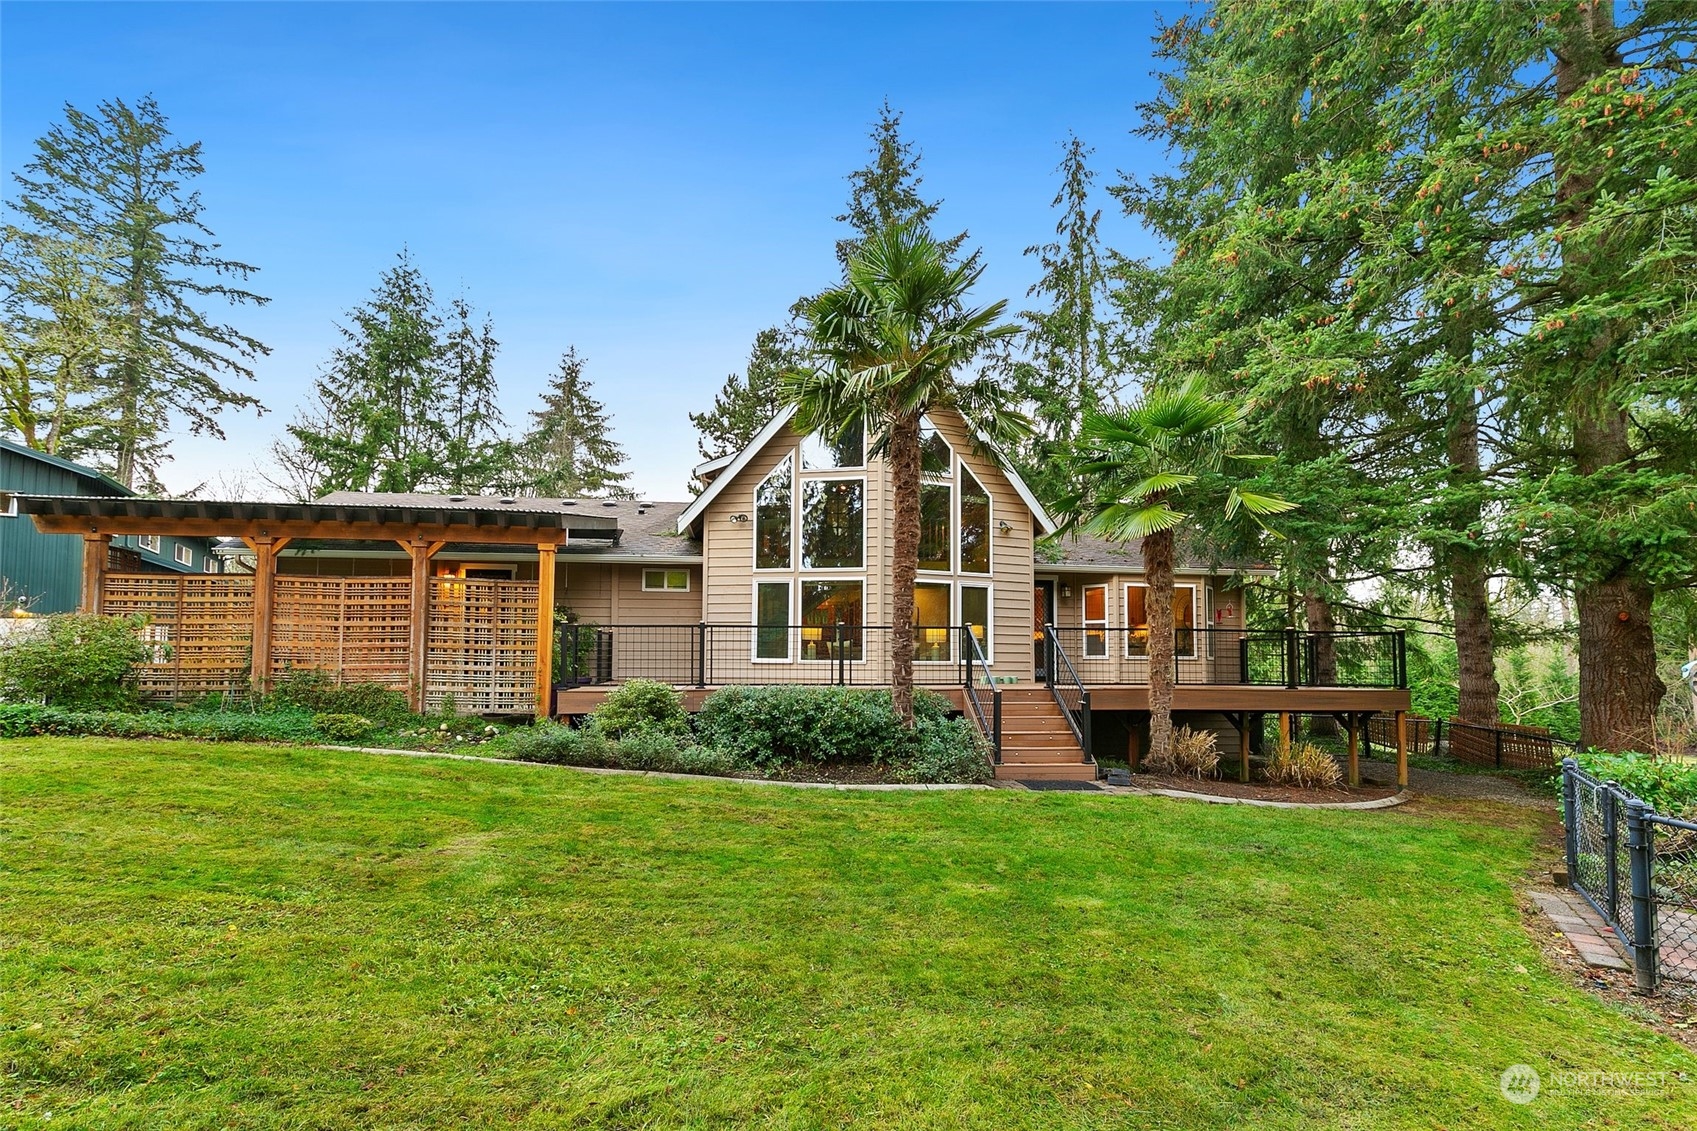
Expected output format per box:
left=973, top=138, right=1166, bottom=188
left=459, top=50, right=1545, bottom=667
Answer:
left=271, top=577, right=411, bottom=689
left=100, top=574, right=254, bottom=699
left=425, top=578, right=538, bottom=714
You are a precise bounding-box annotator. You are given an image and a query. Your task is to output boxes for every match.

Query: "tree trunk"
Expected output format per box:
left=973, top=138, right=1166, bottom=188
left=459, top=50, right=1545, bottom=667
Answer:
left=887, top=411, right=921, bottom=726
left=1554, top=5, right=1664, bottom=752
left=1144, top=526, right=1176, bottom=766
left=1303, top=592, right=1337, bottom=736
left=1447, top=385, right=1500, bottom=724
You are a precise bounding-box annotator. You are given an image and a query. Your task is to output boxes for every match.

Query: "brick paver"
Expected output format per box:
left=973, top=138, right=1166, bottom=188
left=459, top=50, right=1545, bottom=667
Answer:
left=1531, top=889, right=1630, bottom=971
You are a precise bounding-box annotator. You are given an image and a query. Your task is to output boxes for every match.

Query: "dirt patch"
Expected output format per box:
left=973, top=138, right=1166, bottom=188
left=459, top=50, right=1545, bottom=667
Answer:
left=1128, top=771, right=1400, bottom=805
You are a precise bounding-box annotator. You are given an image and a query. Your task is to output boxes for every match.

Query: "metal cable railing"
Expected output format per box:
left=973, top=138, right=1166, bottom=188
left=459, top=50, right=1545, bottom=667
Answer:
left=961, top=625, right=1001, bottom=764
left=1043, top=625, right=1092, bottom=761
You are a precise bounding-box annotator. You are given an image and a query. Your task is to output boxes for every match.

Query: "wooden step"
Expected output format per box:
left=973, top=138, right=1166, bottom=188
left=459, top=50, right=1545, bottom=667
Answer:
left=995, top=761, right=1099, bottom=781
left=1000, top=733, right=1081, bottom=749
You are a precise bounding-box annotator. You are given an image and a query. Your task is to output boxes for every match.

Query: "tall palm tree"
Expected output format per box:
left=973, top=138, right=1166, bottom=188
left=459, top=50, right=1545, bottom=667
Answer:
left=1070, top=378, right=1295, bottom=765
left=785, top=224, right=1025, bottom=725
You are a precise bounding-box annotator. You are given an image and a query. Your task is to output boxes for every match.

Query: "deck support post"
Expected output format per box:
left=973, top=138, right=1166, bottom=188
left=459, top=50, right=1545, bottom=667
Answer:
left=400, top=539, right=444, bottom=712
left=81, top=533, right=110, bottom=613
left=535, top=543, right=558, bottom=719
left=1346, top=713, right=1360, bottom=787
left=245, top=536, right=289, bottom=696
left=1278, top=710, right=1292, bottom=750
left=1237, top=713, right=1251, bottom=783
left=1394, top=709, right=1408, bottom=789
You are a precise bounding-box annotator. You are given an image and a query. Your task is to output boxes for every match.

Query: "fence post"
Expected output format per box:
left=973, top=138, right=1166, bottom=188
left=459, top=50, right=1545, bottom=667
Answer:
left=1394, top=630, right=1408, bottom=688
left=1603, top=783, right=1621, bottom=927
left=1494, top=728, right=1503, bottom=769
left=992, top=691, right=1003, bottom=764
left=1081, top=690, right=1093, bottom=763
left=1561, top=758, right=1580, bottom=886
left=835, top=622, right=845, bottom=687
left=1625, top=799, right=1658, bottom=994
left=1238, top=635, right=1249, bottom=684
left=695, top=622, right=707, bottom=689
left=1284, top=627, right=1299, bottom=689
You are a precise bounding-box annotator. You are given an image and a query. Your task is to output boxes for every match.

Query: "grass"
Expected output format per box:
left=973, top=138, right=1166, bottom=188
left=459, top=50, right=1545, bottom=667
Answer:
left=3, top=739, right=1695, bottom=1129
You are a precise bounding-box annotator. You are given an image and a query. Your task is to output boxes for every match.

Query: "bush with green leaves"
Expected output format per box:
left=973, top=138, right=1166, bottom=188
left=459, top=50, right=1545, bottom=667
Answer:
left=502, top=721, right=617, bottom=767
left=502, top=720, right=741, bottom=777
left=1574, top=749, right=1697, bottom=816
left=0, top=706, right=324, bottom=744
left=588, top=679, right=688, bottom=738
left=312, top=713, right=378, bottom=743
left=895, top=717, right=993, bottom=784
left=0, top=613, right=150, bottom=708
left=266, top=668, right=412, bottom=725
left=694, top=686, right=955, bottom=770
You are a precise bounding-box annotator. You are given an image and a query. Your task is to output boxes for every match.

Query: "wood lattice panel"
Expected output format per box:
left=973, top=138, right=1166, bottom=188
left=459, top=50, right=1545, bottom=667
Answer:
left=425, top=578, right=538, bottom=714
left=100, top=573, right=254, bottom=700
left=271, top=577, right=411, bottom=689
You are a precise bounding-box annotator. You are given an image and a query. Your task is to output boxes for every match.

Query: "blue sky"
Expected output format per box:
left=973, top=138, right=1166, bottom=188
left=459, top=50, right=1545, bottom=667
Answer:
left=1, top=1, right=1176, bottom=499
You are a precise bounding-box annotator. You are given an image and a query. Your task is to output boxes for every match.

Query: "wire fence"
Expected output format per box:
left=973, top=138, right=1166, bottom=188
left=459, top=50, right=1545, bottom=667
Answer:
left=1562, top=759, right=1697, bottom=991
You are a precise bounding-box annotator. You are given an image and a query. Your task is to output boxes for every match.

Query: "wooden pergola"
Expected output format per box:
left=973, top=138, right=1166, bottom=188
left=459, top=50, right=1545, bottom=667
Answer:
left=16, top=494, right=622, bottom=716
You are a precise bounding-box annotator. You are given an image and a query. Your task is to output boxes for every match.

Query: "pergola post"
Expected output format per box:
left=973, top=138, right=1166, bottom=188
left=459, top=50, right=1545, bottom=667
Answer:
left=245, top=537, right=289, bottom=696
left=1395, top=709, right=1409, bottom=789
left=535, top=543, right=558, bottom=719
left=1346, top=713, right=1360, bottom=788
left=401, top=539, right=444, bottom=713
left=81, top=533, right=111, bottom=613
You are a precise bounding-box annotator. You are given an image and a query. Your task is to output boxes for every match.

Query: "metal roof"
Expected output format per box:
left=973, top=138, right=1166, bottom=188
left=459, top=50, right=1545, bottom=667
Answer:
left=10, top=493, right=622, bottom=536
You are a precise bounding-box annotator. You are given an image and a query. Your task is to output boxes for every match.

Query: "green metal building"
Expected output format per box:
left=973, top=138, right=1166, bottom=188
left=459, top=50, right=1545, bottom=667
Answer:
left=0, top=439, right=219, bottom=614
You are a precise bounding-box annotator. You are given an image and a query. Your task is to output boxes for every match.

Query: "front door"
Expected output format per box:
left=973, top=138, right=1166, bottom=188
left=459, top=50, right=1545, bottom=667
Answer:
left=1034, top=580, right=1057, bottom=681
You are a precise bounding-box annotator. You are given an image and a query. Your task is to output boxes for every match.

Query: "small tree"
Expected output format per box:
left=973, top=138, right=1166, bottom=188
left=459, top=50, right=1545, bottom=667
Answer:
left=1069, top=379, right=1294, bottom=765
left=688, top=325, right=803, bottom=465
left=518, top=347, right=632, bottom=498
left=0, top=613, right=149, bottom=708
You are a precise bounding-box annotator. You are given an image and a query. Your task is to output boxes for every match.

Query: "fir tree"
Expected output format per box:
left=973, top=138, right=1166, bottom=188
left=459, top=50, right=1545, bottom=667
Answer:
left=687, top=325, right=802, bottom=466
left=438, top=297, right=514, bottom=494
left=519, top=347, right=632, bottom=498
left=835, top=101, right=968, bottom=265
left=9, top=96, right=268, bottom=489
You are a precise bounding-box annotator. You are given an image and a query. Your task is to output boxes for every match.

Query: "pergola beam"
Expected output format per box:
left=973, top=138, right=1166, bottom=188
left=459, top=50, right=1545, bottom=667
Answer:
left=31, top=513, right=581, bottom=547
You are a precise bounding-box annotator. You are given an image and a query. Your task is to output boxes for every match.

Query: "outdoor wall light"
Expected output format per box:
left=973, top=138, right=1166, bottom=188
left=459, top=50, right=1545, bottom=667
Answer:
left=998, top=520, right=1013, bottom=535
left=729, top=513, right=749, bottom=524
left=1061, top=584, right=1072, bottom=599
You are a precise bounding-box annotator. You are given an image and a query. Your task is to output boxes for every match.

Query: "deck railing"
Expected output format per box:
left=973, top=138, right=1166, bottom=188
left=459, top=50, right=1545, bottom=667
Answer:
left=1044, top=625, right=1093, bottom=759
left=1043, top=626, right=1406, bottom=689
left=962, top=625, right=1001, bottom=763
left=557, top=623, right=969, bottom=688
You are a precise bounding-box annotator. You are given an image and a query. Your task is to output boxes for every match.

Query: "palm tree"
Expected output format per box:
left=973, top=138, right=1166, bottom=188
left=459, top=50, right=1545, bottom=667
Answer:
left=784, top=224, right=1025, bottom=725
left=1070, top=378, right=1295, bottom=765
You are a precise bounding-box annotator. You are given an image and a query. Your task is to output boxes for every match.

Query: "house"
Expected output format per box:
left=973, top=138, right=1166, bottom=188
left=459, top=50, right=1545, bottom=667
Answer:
left=0, top=439, right=219, bottom=615
left=13, top=404, right=1411, bottom=782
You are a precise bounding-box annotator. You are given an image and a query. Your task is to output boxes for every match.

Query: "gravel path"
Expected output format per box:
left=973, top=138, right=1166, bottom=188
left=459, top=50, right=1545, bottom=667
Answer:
left=1359, top=758, right=1554, bottom=808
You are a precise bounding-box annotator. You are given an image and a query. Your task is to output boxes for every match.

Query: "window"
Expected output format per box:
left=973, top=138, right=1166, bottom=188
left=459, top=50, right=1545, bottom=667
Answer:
left=754, top=459, right=793, bottom=569
left=920, top=418, right=951, bottom=477
left=204, top=558, right=220, bottom=574
left=642, top=569, right=690, bottom=592
left=914, top=581, right=952, bottom=662
left=801, top=421, right=864, bottom=470
left=961, top=585, right=990, bottom=655
left=1125, top=584, right=1198, bottom=659
left=959, top=466, right=990, bottom=574
left=801, top=479, right=864, bottom=569
left=800, top=580, right=863, bottom=661
left=918, top=483, right=951, bottom=571
left=1083, top=584, right=1108, bottom=658
left=174, top=544, right=194, bottom=567
left=138, top=535, right=161, bottom=553
left=756, top=581, right=790, bottom=660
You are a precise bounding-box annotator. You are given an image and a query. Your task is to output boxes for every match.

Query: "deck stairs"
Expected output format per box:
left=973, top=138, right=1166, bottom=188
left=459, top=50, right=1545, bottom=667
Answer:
left=993, top=686, right=1097, bottom=782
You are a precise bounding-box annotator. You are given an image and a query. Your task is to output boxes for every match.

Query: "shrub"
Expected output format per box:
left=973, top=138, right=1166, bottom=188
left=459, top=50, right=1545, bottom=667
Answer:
left=0, top=703, right=46, bottom=737
left=695, top=686, right=950, bottom=769
left=267, top=668, right=412, bottom=725
left=0, top=706, right=323, bottom=744
left=895, top=717, right=992, bottom=784
left=0, top=613, right=149, bottom=708
left=312, top=713, right=377, bottom=743
left=502, top=721, right=616, bottom=767
left=1144, top=726, right=1220, bottom=780
left=589, top=679, right=689, bottom=738
left=613, top=728, right=688, bottom=770
left=1264, top=741, right=1343, bottom=789
left=1574, top=749, right=1697, bottom=816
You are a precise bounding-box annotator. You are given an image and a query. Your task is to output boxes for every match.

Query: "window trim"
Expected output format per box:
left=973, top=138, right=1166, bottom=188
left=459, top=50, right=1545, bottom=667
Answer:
left=800, top=423, right=866, bottom=471
left=752, top=579, right=793, bottom=663
left=752, top=454, right=796, bottom=572
left=641, top=568, right=691, bottom=593
left=958, top=461, right=992, bottom=576
left=960, top=582, right=993, bottom=663
left=138, top=534, right=161, bottom=553
left=173, top=543, right=194, bottom=567
left=1082, top=583, right=1109, bottom=659
left=798, top=473, right=867, bottom=571
left=797, top=576, right=866, bottom=664
left=912, top=580, right=956, bottom=664
left=204, top=558, right=220, bottom=574
left=1124, top=582, right=1199, bottom=661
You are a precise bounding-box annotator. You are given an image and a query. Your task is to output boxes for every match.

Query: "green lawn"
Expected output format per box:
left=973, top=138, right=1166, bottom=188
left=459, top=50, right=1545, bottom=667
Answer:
left=2, top=740, right=1693, bottom=1129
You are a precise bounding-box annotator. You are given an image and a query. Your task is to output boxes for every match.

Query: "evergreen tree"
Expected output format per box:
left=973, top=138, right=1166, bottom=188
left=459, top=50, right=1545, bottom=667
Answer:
left=280, top=252, right=450, bottom=495
left=1014, top=134, right=1126, bottom=506
left=438, top=297, right=515, bottom=494
left=519, top=347, right=632, bottom=498
left=687, top=325, right=802, bottom=466
left=8, top=96, right=268, bottom=489
left=835, top=101, right=968, bottom=265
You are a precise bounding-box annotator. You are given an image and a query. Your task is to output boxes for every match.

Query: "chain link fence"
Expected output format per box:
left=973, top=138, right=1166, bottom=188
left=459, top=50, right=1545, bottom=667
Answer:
left=1562, top=758, right=1697, bottom=991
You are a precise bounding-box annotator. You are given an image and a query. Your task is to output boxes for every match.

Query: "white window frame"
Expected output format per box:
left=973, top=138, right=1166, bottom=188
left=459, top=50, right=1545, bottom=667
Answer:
left=1082, top=583, right=1109, bottom=659
left=641, top=568, right=691, bottom=592
left=916, top=478, right=954, bottom=575
left=204, top=558, right=220, bottom=574
left=1124, top=583, right=1199, bottom=661
left=958, top=461, right=992, bottom=577
left=752, top=579, right=793, bottom=663
left=174, top=543, right=194, bottom=566
left=798, top=473, right=867, bottom=571
left=138, top=535, right=161, bottom=553
left=796, top=576, right=865, bottom=665
left=912, top=580, right=955, bottom=664
left=960, top=582, right=993, bottom=662
left=800, top=424, right=866, bottom=471
left=752, top=454, right=795, bottom=572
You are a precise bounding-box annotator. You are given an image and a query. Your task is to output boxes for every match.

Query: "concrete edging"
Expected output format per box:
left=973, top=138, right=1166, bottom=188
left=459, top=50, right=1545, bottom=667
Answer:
left=1101, top=783, right=1412, bottom=810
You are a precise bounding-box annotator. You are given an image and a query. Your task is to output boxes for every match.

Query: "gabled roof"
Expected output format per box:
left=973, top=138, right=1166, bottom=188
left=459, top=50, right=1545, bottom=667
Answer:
left=0, top=437, right=130, bottom=496
left=675, top=406, right=1058, bottom=535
